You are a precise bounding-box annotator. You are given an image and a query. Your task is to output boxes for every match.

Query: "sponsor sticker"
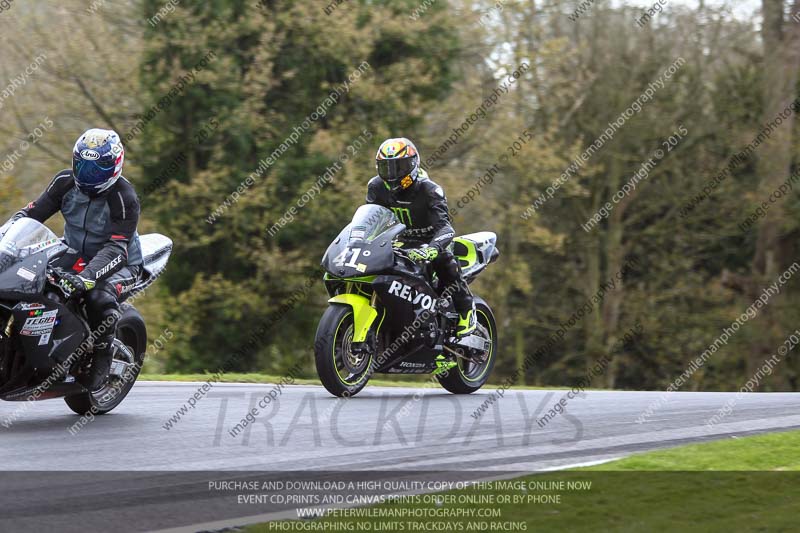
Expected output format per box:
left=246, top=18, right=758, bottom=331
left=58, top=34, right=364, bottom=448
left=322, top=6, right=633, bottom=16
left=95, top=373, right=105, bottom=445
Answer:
left=20, top=309, right=57, bottom=337
left=95, top=255, right=123, bottom=279
left=80, top=149, right=101, bottom=160
left=25, top=238, right=60, bottom=254
left=387, top=280, right=436, bottom=310
left=15, top=302, right=45, bottom=311
left=16, top=267, right=36, bottom=281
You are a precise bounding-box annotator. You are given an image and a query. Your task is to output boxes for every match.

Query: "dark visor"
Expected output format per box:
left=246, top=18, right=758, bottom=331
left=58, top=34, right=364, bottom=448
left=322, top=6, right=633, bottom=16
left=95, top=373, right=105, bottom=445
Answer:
left=73, top=158, right=115, bottom=186
left=377, top=157, right=414, bottom=182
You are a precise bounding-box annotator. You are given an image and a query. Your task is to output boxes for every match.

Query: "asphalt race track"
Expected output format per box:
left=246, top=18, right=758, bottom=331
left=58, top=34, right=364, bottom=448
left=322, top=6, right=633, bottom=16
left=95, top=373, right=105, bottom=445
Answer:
left=1, top=382, right=799, bottom=532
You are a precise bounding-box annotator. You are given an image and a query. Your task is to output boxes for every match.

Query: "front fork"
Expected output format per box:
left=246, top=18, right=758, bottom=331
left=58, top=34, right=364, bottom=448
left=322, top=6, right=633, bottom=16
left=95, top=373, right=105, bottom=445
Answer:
left=351, top=292, right=381, bottom=356
left=328, top=291, right=379, bottom=354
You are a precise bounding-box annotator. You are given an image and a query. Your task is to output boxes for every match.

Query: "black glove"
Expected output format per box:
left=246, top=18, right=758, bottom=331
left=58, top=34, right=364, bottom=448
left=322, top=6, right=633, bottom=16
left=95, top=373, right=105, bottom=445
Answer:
left=56, top=271, right=95, bottom=299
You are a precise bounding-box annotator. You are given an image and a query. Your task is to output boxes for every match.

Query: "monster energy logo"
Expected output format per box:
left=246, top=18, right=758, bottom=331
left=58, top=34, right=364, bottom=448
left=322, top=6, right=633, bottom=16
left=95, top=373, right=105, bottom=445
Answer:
left=391, top=207, right=412, bottom=226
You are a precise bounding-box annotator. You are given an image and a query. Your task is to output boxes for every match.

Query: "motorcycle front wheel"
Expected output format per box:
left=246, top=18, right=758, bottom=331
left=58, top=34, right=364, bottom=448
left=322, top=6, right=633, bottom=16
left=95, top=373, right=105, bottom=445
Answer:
left=315, top=304, right=373, bottom=397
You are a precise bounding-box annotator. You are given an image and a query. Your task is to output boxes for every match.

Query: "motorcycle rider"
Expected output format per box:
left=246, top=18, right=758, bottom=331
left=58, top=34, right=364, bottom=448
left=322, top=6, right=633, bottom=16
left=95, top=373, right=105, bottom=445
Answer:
left=367, top=137, right=476, bottom=336
left=10, top=128, right=142, bottom=390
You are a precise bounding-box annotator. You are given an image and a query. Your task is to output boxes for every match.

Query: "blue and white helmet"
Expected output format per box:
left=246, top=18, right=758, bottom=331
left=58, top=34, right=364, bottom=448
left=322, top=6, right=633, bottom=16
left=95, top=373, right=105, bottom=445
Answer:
left=72, top=128, right=125, bottom=196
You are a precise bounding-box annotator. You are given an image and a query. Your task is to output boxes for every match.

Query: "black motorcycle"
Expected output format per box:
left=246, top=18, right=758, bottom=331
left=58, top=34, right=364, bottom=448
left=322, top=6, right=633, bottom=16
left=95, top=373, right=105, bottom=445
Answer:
left=0, top=218, right=172, bottom=416
left=316, top=204, right=499, bottom=397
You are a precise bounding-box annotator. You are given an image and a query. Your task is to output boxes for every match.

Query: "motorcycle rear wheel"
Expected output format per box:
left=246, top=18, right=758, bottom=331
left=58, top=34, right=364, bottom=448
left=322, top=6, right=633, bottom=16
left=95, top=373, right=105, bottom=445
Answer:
left=437, top=299, right=497, bottom=394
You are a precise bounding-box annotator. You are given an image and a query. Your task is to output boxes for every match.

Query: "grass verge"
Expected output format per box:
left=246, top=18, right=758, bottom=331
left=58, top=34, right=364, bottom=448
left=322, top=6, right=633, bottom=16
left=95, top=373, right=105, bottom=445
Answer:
left=246, top=429, right=800, bottom=532
left=139, top=372, right=595, bottom=391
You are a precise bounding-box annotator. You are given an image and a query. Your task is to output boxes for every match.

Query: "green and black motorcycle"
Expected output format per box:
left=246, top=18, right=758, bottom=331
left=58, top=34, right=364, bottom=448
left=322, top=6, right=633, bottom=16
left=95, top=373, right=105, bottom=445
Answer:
left=315, top=204, right=499, bottom=397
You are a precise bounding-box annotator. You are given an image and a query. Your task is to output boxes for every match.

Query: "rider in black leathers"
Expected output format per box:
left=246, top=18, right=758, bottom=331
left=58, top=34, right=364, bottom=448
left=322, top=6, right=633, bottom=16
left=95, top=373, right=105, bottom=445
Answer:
left=10, top=128, right=142, bottom=390
left=367, top=137, right=475, bottom=336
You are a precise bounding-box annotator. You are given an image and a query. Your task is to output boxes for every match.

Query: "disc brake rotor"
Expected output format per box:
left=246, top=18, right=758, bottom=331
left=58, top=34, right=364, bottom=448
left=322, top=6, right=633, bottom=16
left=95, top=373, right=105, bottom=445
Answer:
left=341, top=325, right=366, bottom=371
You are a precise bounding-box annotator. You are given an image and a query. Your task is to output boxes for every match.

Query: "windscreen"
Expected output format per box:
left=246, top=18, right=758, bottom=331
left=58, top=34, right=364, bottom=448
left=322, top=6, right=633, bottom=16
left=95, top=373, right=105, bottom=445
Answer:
left=0, top=218, right=60, bottom=273
left=348, top=204, right=402, bottom=243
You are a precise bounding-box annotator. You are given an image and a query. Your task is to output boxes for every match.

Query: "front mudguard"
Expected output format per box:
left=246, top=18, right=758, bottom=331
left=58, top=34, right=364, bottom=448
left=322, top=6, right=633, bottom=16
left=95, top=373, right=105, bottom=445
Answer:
left=327, top=294, right=377, bottom=343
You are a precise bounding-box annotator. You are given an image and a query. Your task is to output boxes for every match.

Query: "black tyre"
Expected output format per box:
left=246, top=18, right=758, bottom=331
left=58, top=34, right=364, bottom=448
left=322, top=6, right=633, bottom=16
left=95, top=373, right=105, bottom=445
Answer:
left=437, top=299, right=498, bottom=394
left=315, top=304, right=373, bottom=397
left=65, top=307, right=147, bottom=416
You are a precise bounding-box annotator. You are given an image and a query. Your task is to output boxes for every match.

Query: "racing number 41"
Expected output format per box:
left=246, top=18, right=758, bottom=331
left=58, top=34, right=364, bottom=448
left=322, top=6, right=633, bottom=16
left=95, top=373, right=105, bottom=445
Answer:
left=333, top=247, right=362, bottom=268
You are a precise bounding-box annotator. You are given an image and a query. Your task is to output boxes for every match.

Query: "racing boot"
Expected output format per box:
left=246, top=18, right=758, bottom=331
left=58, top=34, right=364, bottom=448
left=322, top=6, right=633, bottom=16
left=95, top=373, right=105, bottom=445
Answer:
left=78, top=337, right=116, bottom=392
left=82, top=286, right=122, bottom=391
left=456, top=303, right=476, bottom=337
left=79, top=335, right=115, bottom=391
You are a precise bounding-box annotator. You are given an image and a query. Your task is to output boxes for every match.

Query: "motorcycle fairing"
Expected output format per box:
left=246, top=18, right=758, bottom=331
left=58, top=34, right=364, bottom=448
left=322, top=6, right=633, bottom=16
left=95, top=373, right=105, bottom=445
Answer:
left=131, top=233, right=174, bottom=295
left=380, top=349, right=439, bottom=374
left=370, top=274, right=441, bottom=372
left=9, top=298, right=87, bottom=377
left=327, top=293, right=377, bottom=343
left=373, top=274, right=438, bottom=331
left=321, top=205, right=405, bottom=278
left=0, top=251, right=48, bottom=300
left=0, top=380, right=84, bottom=401
left=452, top=231, right=498, bottom=281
